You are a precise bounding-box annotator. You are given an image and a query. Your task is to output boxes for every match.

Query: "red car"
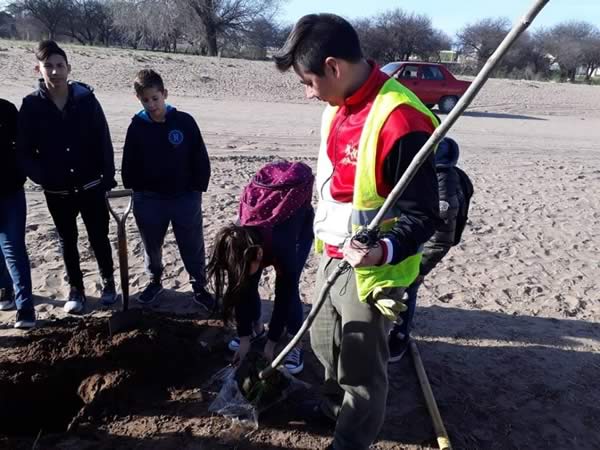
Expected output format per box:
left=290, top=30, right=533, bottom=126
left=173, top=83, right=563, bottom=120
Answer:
left=381, top=62, right=471, bottom=113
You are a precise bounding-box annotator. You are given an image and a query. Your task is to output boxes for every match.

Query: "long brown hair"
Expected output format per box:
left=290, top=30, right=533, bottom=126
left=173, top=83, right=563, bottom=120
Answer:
left=207, top=224, right=260, bottom=323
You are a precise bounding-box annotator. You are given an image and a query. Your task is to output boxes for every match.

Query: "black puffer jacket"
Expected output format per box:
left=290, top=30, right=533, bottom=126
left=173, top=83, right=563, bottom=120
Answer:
left=0, top=99, right=24, bottom=195
left=17, top=80, right=116, bottom=193
left=420, top=137, right=461, bottom=276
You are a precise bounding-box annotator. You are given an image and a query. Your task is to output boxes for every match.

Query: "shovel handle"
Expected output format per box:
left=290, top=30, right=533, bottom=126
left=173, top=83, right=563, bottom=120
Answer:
left=106, top=189, right=134, bottom=224
left=105, top=190, right=134, bottom=312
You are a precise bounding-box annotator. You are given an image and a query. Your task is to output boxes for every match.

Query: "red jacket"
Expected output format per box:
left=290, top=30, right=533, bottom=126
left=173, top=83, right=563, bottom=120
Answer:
left=325, top=63, right=438, bottom=260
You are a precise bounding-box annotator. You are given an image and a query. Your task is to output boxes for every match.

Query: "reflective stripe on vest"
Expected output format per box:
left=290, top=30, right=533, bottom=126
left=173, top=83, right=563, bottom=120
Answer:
left=318, top=77, right=439, bottom=302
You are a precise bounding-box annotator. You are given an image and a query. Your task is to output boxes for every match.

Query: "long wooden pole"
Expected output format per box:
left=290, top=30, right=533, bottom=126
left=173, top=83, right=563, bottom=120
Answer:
left=260, top=0, right=551, bottom=382
left=410, top=340, right=451, bottom=450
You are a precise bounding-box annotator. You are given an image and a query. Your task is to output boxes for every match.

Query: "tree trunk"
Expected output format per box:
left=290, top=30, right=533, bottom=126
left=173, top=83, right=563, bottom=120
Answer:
left=206, top=27, right=218, bottom=56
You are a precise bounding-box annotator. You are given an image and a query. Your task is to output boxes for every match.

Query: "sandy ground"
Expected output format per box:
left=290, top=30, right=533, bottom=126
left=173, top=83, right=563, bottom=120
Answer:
left=0, top=40, right=599, bottom=449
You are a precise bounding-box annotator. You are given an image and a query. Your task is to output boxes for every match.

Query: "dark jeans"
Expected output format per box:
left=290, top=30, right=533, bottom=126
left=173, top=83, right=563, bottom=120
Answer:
left=0, top=188, right=33, bottom=312
left=235, top=205, right=314, bottom=342
left=394, top=278, right=421, bottom=338
left=44, top=186, right=114, bottom=290
left=133, top=191, right=206, bottom=290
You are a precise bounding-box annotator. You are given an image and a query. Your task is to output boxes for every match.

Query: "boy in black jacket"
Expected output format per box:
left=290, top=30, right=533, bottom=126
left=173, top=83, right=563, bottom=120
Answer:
left=122, top=69, right=213, bottom=308
left=17, top=40, right=117, bottom=314
left=0, top=98, right=35, bottom=329
left=388, top=137, right=465, bottom=362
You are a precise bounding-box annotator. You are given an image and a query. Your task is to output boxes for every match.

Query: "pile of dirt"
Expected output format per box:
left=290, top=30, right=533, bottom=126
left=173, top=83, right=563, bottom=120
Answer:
left=0, top=312, right=229, bottom=447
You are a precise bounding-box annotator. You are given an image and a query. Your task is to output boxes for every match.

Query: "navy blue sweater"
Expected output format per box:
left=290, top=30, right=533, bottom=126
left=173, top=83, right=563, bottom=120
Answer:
left=0, top=99, right=24, bottom=195
left=121, top=106, right=210, bottom=194
left=17, top=81, right=116, bottom=193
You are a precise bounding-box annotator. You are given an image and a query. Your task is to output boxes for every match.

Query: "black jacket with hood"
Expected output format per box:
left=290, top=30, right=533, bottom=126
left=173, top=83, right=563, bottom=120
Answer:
left=420, top=137, right=461, bottom=276
left=17, top=80, right=116, bottom=193
left=0, top=99, right=25, bottom=195
left=121, top=105, right=210, bottom=194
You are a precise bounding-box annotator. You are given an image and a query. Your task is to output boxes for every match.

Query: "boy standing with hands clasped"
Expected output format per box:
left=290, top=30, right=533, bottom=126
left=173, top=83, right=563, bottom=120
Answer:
left=122, top=69, right=213, bottom=308
left=18, top=40, right=118, bottom=314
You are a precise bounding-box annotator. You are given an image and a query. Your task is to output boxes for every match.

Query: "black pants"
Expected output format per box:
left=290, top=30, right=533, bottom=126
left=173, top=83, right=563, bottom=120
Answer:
left=45, top=187, right=114, bottom=290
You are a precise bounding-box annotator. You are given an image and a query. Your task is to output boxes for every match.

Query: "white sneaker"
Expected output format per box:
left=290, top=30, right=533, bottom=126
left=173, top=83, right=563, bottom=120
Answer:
left=64, top=287, right=86, bottom=314
left=14, top=309, right=36, bottom=329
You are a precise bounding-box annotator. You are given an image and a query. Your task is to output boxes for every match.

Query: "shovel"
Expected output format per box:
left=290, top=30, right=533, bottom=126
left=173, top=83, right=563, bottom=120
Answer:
left=105, top=189, right=140, bottom=335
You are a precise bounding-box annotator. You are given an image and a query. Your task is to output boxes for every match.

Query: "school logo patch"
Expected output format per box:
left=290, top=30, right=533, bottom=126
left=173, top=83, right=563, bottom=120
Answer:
left=169, top=129, right=184, bottom=146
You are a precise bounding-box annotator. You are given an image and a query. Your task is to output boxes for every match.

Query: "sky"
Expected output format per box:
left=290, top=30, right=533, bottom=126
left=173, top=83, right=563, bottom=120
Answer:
left=280, top=0, right=600, bottom=37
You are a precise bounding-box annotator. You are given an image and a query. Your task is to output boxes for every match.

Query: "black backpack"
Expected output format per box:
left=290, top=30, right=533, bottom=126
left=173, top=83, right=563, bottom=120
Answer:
left=453, top=167, right=474, bottom=246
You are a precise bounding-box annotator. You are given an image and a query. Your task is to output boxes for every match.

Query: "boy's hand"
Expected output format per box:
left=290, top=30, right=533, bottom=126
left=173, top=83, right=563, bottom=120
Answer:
left=233, top=336, right=251, bottom=366
left=343, top=240, right=384, bottom=267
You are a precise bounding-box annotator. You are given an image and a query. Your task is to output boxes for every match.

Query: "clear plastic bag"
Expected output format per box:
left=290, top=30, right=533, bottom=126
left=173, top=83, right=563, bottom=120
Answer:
left=207, top=365, right=259, bottom=427
left=207, top=357, right=309, bottom=429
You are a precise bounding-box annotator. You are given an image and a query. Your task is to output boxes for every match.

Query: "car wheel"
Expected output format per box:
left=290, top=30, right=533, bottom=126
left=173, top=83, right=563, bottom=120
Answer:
left=438, top=96, right=458, bottom=114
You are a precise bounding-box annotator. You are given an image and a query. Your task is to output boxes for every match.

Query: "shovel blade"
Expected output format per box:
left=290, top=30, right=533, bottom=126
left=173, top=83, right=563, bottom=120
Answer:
left=108, top=309, right=142, bottom=336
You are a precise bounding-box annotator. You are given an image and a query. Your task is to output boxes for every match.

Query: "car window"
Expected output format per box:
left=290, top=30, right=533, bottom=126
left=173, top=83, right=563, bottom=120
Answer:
left=421, top=66, right=445, bottom=80
left=381, top=62, right=403, bottom=76
left=398, top=65, right=419, bottom=79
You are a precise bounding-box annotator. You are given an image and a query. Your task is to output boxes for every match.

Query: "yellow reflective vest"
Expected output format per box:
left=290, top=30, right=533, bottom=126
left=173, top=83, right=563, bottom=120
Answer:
left=315, top=77, right=439, bottom=302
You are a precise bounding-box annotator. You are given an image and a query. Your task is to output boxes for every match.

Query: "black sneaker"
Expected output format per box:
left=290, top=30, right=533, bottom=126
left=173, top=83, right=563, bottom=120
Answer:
left=138, top=281, right=163, bottom=305
left=388, top=332, right=410, bottom=363
left=297, top=400, right=336, bottom=428
left=284, top=347, right=304, bottom=375
left=192, top=286, right=216, bottom=312
left=0, top=288, right=15, bottom=311
left=14, top=309, right=36, bottom=329
left=64, top=287, right=86, bottom=314
left=100, top=277, right=118, bottom=305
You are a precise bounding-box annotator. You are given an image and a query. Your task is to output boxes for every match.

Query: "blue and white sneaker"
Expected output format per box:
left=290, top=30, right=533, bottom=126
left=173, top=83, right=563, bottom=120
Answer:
left=283, top=347, right=304, bottom=375
left=228, top=327, right=267, bottom=352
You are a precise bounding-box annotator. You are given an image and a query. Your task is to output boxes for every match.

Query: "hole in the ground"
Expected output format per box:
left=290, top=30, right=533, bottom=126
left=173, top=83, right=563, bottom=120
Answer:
left=0, top=374, right=84, bottom=436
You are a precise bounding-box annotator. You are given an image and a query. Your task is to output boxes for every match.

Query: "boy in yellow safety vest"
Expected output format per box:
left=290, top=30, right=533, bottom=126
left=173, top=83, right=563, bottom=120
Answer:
left=275, top=13, right=440, bottom=450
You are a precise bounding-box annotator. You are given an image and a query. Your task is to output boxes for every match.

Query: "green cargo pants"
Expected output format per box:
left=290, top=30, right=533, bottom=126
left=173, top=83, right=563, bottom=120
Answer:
left=310, top=255, right=405, bottom=450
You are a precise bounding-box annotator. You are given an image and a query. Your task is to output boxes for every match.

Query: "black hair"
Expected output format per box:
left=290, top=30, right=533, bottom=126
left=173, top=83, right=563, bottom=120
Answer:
left=206, top=224, right=261, bottom=323
left=35, top=40, right=68, bottom=64
left=274, top=13, right=363, bottom=76
left=133, top=68, right=165, bottom=96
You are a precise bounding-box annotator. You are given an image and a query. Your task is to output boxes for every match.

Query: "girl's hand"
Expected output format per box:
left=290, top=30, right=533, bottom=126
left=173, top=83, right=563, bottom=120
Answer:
left=232, top=336, right=251, bottom=366
left=263, top=339, right=277, bottom=363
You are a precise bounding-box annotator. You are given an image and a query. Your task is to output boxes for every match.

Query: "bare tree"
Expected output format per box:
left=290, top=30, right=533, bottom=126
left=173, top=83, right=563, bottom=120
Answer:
left=176, top=0, right=280, bottom=56
left=541, top=21, right=600, bottom=81
left=355, top=9, right=450, bottom=63
left=110, top=0, right=146, bottom=48
left=64, top=0, right=113, bottom=44
left=456, top=17, right=510, bottom=68
left=0, top=9, right=17, bottom=37
left=110, top=0, right=191, bottom=51
left=581, top=31, right=600, bottom=81
left=244, top=15, right=279, bottom=48
left=8, top=0, right=70, bottom=39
